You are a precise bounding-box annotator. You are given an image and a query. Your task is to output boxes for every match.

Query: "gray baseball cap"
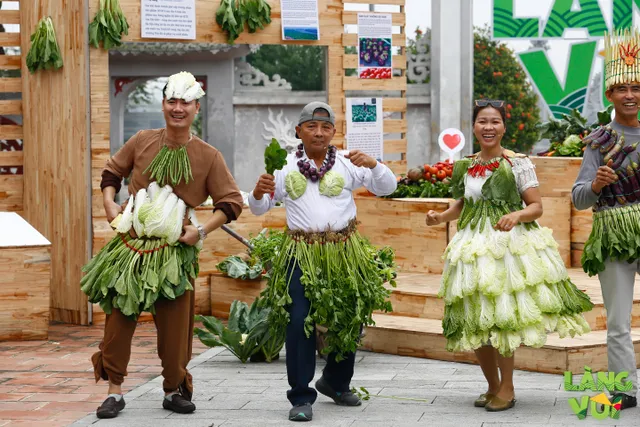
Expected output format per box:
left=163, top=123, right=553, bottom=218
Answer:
left=295, top=102, right=335, bottom=139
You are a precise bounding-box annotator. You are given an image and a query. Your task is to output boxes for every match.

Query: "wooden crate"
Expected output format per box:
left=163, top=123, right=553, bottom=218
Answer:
left=354, top=197, right=452, bottom=274
left=0, top=213, right=51, bottom=341
left=210, top=273, right=267, bottom=319
left=530, top=156, right=583, bottom=198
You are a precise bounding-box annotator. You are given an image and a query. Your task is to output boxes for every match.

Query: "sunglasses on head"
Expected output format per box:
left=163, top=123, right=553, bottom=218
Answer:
left=474, top=99, right=505, bottom=108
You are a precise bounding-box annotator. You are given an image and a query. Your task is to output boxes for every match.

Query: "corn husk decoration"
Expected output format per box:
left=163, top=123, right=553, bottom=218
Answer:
left=604, top=28, right=640, bottom=89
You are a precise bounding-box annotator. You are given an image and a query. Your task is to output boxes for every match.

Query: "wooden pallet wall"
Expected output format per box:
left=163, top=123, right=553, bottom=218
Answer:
left=340, top=0, right=407, bottom=174
left=21, top=0, right=91, bottom=325
left=0, top=2, right=23, bottom=213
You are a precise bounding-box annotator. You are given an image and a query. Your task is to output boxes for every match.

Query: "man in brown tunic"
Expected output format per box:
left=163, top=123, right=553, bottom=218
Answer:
left=93, top=72, right=243, bottom=418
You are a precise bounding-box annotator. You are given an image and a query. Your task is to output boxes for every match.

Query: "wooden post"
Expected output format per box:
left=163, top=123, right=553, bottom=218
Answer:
left=20, top=1, right=91, bottom=325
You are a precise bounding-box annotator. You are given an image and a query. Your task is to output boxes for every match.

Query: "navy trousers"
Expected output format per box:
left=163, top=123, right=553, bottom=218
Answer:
left=285, top=264, right=357, bottom=406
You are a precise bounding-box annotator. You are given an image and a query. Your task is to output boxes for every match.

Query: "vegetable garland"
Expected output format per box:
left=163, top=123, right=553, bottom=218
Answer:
left=26, top=17, right=63, bottom=74
left=89, top=0, right=129, bottom=49
left=143, top=145, right=194, bottom=187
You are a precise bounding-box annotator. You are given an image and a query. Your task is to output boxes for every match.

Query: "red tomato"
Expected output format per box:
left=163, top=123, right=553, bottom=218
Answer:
left=429, top=166, right=438, bottom=175
left=445, top=167, right=452, bottom=177
left=436, top=170, right=447, bottom=180
left=424, top=171, right=431, bottom=180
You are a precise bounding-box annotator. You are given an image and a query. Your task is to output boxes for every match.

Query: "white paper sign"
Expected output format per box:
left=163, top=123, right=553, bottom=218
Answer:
left=357, top=13, right=392, bottom=80
left=141, top=0, right=196, bottom=40
left=346, top=98, right=384, bottom=161
left=438, top=128, right=466, bottom=163
left=280, top=0, right=320, bottom=41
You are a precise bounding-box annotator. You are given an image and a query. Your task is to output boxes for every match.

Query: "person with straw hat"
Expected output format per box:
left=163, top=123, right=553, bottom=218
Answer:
left=572, top=28, right=640, bottom=410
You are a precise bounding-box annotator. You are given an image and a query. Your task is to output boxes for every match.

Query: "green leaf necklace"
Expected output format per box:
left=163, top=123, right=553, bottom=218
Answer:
left=144, top=134, right=194, bottom=187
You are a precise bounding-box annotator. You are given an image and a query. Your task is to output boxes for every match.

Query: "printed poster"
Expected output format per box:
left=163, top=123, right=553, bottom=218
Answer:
left=346, top=98, right=384, bottom=162
left=357, top=13, right=392, bottom=79
left=141, top=0, right=196, bottom=40
left=280, top=0, right=320, bottom=41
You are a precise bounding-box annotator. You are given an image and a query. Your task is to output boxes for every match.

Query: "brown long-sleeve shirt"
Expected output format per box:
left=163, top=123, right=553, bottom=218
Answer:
left=101, top=128, right=243, bottom=222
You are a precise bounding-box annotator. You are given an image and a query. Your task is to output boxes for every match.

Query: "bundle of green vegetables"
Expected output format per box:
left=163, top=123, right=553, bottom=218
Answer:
left=81, top=182, right=202, bottom=317
left=89, top=0, right=129, bottom=49
left=581, top=203, right=640, bottom=276
left=216, top=229, right=285, bottom=280
left=261, top=226, right=397, bottom=361
left=195, top=298, right=285, bottom=363
left=216, top=0, right=272, bottom=44
left=26, top=17, right=63, bottom=74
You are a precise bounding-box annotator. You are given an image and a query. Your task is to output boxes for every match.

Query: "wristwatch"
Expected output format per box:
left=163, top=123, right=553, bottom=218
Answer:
left=196, top=225, right=207, bottom=241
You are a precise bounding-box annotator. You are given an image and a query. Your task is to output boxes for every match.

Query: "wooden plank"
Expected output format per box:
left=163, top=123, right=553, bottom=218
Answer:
left=343, top=0, right=405, bottom=4
left=342, top=11, right=406, bottom=25
left=384, top=159, right=406, bottom=175
left=211, top=274, right=267, bottom=319
left=0, top=55, right=21, bottom=70
left=0, top=150, right=23, bottom=167
left=0, top=100, right=21, bottom=115
left=0, top=174, right=22, bottom=212
left=382, top=118, right=407, bottom=133
left=22, top=0, right=91, bottom=326
left=344, top=33, right=405, bottom=46
left=531, top=156, right=582, bottom=198
left=0, top=77, right=22, bottom=93
left=0, top=125, right=23, bottom=139
left=343, top=76, right=406, bottom=91
left=538, top=196, right=572, bottom=267
left=102, top=0, right=344, bottom=46
left=343, top=54, right=406, bottom=69
left=354, top=198, right=450, bottom=274
left=0, top=32, right=20, bottom=47
left=0, top=247, right=50, bottom=341
left=0, top=10, right=21, bottom=25
left=383, top=139, right=406, bottom=154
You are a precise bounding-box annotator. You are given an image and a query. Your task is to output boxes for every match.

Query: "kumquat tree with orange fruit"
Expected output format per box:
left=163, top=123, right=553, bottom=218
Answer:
left=473, top=26, right=541, bottom=154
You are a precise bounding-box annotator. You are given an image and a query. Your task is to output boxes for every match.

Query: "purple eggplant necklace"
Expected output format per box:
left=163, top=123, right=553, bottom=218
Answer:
left=295, top=143, right=337, bottom=182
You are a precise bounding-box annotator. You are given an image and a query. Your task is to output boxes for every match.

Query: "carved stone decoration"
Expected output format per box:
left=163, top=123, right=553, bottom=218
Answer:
left=407, top=30, right=431, bottom=83
left=235, top=61, right=292, bottom=90
left=262, top=108, right=298, bottom=152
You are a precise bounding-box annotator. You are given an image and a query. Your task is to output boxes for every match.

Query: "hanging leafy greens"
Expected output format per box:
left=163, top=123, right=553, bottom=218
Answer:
left=26, top=17, right=63, bottom=74
left=216, top=0, right=272, bottom=44
left=89, top=0, right=130, bottom=49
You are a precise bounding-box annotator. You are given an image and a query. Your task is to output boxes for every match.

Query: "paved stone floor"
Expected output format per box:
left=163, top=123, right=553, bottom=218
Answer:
left=71, top=346, right=640, bottom=427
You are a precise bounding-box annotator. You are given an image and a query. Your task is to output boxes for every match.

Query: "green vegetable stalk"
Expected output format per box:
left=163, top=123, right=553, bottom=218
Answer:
left=582, top=203, right=640, bottom=276
left=26, top=17, right=63, bottom=74
left=89, top=0, right=129, bottom=49
left=260, top=224, right=397, bottom=361
left=143, top=145, right=194, bottom=187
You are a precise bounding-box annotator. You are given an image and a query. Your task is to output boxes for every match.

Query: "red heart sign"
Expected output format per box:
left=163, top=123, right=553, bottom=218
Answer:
left=443, top=133, right=461, bottom=150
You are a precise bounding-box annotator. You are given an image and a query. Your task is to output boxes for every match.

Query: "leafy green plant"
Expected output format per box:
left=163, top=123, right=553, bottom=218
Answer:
left=194, top=298, right=285, bottom=363
left=216, top=229, right=285, bottom=280
left=26, top=17, right=63, bottom=73
left=536, top=106, right=614, bottom=157
left=384, top=177, right=452, bottom=199
left=216, top=0, right=272, bottom=44
left=265, top=138, right=288, bottom=175
left=89, top=0, right=129, bottom=49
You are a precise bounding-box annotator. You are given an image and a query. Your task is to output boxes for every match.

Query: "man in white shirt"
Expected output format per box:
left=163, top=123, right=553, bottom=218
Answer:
left=249, top=102, right=397, bottom=422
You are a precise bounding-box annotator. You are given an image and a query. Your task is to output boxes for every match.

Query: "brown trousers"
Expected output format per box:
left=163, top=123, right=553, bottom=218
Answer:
left=91, top=287, right=195, bottom=397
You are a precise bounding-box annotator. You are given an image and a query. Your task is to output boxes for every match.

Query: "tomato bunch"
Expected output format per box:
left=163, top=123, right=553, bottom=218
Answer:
left=360, top=68, right=392, bottom=79
left=406, top=159, right=453, bottom=183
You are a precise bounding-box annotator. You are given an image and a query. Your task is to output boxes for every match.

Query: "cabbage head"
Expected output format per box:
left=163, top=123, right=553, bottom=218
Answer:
left=285, top=171, right=307, bottom=200
left=319, top=170, right=345, bottom=197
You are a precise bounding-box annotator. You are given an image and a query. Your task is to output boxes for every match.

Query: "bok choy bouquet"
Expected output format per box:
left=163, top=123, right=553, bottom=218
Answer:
left=81, top=182, right=202, bottom=317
